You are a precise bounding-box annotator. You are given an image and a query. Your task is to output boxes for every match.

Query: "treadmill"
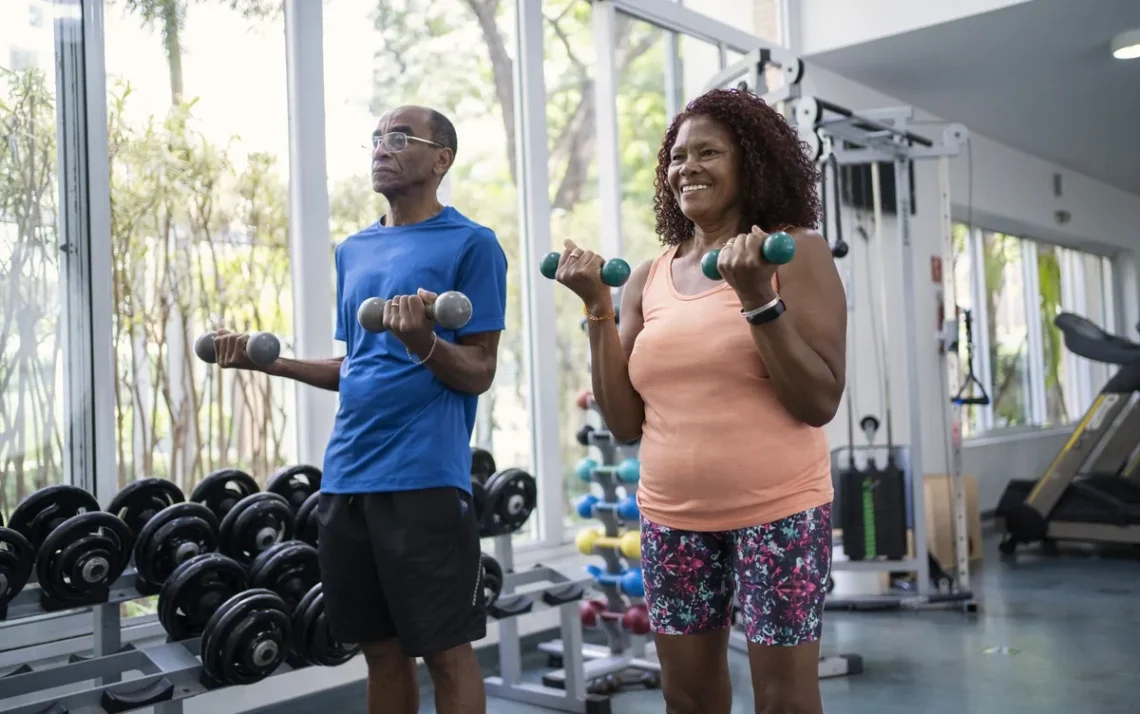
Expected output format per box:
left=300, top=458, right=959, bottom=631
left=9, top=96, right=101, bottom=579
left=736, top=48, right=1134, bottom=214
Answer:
left=998, top=312, right=1140, bottom=553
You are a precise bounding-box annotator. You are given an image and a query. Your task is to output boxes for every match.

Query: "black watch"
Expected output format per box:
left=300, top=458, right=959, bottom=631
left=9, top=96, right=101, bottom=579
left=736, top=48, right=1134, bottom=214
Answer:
left=744, top=299, right=786, bottom=325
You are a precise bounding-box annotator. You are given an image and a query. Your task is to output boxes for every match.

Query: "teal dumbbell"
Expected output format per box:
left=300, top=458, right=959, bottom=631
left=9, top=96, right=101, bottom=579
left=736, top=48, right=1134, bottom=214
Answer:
left=540, top=252, right=632, bottom=288
left=575, top=457, right=640, bottom=484
left=701, top=230, right=797, bottom=280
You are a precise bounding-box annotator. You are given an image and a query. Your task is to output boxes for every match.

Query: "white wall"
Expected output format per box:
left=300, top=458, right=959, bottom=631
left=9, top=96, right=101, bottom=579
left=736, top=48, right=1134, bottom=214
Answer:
left=793, top=0, right=1035, bottom=55
left=803, top=62, right=1140, bottom=509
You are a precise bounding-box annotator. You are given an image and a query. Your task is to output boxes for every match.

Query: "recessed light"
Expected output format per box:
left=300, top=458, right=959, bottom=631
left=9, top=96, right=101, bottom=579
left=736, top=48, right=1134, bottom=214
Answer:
left=1111, top=29, right=1140, bottom=60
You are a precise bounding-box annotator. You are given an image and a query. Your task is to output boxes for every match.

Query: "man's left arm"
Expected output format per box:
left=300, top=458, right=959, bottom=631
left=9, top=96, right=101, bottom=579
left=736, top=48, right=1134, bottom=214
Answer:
left=408, top=228, right=508, bottom=395
left=745, top=229, right=847, bottom=427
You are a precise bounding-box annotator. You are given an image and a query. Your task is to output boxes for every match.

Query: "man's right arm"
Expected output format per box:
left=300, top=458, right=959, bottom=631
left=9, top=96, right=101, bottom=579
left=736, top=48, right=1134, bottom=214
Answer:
left=262, top=357, right=343, bottom=392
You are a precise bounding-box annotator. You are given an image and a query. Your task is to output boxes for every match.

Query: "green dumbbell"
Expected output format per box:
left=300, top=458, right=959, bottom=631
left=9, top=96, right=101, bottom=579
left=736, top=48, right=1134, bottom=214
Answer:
left=540, top=252, right=632, bottom=288
left=701, top=231, right=797, bottom=280
left=356, top=291, right=473, bottom=333
left=575, top=457, right=640, bottom=484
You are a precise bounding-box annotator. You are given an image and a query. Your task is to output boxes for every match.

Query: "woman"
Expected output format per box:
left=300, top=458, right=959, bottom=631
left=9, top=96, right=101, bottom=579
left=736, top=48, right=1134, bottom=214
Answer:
left=554, top=88, right=847, bottom=714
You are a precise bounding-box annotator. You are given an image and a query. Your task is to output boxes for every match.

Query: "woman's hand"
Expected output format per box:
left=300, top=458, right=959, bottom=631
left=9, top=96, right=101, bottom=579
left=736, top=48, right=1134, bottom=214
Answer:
left=555, top=239, right=612, bottom=314
left=717, top=225, right=780, bottom=310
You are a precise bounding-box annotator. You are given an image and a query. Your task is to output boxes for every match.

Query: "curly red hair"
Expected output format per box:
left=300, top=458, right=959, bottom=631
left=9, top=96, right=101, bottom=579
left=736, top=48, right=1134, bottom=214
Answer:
left=653, top=88, right=821, bottom=245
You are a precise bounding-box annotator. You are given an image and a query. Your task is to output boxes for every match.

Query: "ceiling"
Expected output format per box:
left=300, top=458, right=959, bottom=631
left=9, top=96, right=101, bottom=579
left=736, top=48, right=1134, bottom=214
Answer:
left=805, top=0, right=1140, bottom=196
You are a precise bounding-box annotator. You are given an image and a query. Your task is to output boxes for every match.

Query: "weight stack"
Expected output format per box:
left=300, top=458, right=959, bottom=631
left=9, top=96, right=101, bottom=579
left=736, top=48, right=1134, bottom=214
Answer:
left=838, top=468, right=908, bottom=561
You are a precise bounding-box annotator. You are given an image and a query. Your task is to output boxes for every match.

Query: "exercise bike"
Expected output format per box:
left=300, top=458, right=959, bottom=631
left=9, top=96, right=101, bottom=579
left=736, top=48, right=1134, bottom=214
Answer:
left=998, top=312, right=1140, bottom=553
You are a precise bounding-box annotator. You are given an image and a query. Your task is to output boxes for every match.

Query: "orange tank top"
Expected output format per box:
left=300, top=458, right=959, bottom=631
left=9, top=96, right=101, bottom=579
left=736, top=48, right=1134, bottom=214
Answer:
left=627, top=245, right=834, bottom=532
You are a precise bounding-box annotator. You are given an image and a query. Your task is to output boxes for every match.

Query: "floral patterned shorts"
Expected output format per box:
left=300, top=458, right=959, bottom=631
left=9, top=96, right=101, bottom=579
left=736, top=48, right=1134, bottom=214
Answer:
left=639, top=504, right=832, bottom=646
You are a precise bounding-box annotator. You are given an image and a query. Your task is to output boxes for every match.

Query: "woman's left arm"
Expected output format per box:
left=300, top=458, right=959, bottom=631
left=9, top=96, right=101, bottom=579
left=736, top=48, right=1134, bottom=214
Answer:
left=738, top=229, right=847, bottom=427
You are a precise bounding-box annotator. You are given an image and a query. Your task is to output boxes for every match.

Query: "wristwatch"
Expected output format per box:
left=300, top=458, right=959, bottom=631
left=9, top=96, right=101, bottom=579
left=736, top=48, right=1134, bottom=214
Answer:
left=741, top=296, right=785, bottom=325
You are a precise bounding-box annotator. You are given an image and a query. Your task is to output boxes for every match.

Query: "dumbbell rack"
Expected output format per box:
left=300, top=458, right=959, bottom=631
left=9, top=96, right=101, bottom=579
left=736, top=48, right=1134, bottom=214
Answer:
left=481, top=534, right=611, bottom=713
left=539, top=403, right=660, bottom=693
left=0, top=569, right=303, bottom=714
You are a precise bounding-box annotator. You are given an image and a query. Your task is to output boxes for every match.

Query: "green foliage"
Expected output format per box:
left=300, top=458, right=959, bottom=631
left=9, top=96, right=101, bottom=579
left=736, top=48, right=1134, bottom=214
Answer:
left=1037, top=246, right=1067, bottom=422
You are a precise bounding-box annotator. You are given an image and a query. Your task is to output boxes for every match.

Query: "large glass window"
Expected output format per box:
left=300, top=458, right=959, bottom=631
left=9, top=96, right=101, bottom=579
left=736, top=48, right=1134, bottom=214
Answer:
left=950, top=222, right=1117, bottom=436
left=0, top=4, right=69, bottom=517
left=681, top=0, right=784, bottom=43
left=103, top=2, right=295, bottom=494
left=323, top=0, right=532, bottom=536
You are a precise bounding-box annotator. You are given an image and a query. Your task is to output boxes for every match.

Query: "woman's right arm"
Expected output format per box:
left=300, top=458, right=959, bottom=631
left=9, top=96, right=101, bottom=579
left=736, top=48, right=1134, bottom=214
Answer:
left=583, top=260, right=651, bottom=444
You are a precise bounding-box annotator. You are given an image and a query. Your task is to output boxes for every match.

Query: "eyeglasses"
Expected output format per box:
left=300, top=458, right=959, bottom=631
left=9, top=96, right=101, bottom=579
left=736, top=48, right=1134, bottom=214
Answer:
left=368, top=131, right=443, bottom=153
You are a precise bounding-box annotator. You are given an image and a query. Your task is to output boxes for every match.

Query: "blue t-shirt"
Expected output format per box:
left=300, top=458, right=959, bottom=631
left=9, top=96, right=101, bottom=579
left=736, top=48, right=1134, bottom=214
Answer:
left=322, top=206, right=508, bottom=495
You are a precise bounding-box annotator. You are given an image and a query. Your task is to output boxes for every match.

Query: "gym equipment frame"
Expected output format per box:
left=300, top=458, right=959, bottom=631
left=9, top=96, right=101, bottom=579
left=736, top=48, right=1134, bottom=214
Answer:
left=1000, top=315, right=1140, bottom=552
left=0, top=556, right=603, bottom=713
left=705, top=47, right=976, bottom=611
left=541, top=410, right=660, bottom=694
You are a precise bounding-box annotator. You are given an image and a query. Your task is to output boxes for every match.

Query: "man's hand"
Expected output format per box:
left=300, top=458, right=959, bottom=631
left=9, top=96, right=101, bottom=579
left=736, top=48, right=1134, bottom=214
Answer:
left=384, top=288, right=438, bottom=355
left=213, top=329, right=261, bottom=371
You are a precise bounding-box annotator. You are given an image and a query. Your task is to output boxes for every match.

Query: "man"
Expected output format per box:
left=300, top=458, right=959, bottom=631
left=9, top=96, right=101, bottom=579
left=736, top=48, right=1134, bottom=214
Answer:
left=213, top=105, right=506, bottom=714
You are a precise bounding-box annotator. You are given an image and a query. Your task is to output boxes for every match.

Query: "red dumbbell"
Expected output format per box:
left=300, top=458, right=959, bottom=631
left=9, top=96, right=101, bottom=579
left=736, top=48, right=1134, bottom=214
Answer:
left=578, top=599, right=607, bottom=628
left=576, top=390, right=592, bottom=411
left=621, top=603, right=651, bottom=635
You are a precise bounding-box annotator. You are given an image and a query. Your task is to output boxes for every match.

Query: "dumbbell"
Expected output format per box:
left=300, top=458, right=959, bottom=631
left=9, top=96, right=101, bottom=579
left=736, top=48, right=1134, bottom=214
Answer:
left=540, top=252, right=632, bottom=288
left=194, top=331, right=281, bottom=367
left=575, top=494, right=639, bottom=522
left=356, top=290, right=473, bottom=333
left=576, top=424, right=613, bottom=446
left=586, top=564, right=644, bottom=598
left=576, top=457, right=640, bottom=484
left=576, top=528, right=641, bottom=560
left=700, top=230, right=797, bottom=280
left=576, top=390, right=592, bottom=411
left=579, top=600, right=651, bottom=636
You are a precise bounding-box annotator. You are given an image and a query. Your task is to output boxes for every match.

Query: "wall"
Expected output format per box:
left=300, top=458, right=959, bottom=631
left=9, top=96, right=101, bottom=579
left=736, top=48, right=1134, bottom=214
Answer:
left=801, top=62, right=1140, bottom=509
left=793, top=0, right=1035, bottom=54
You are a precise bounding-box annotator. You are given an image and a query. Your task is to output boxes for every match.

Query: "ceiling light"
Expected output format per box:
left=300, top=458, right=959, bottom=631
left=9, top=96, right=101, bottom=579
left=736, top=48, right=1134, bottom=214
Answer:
left=1111, top=29, right=1140, bottom=60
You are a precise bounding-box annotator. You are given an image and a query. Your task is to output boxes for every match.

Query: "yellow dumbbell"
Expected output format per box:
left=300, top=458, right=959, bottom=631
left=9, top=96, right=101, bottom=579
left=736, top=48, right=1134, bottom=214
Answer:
left=575, top=528, right=641, bottom=559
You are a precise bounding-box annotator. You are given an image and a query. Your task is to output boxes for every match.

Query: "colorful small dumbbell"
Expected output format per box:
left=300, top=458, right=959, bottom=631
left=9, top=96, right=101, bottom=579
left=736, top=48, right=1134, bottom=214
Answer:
left=579, top=600, right=651, bottom=635
left=586, top=564, right=644, bottom=598
left=575, top=457, right=639, bottom=484
left=576, top=527, right=641, bottom=560
left=575, top=493, right=639, bottom=522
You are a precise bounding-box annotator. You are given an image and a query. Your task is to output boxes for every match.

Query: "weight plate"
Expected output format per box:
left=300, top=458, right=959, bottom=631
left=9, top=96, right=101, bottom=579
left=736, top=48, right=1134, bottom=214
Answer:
left=470, top=447, right=496, bottom=486
left=289, top=582, right=324, bottom=659
left=302, top=586, right=360, bottom=666
left=201, top=588, right=291, bottom=686
left=158, top=552, right=247, bottom=640
left=248, top=541, right=319, bottom=612
left=294, top=493, right=319, bottom=548
left=8, top=485, right=101, bottom=552
left=0, top=527, right=34, bottom=611
left=480, top=553, right=502, bottom=610
left=218, top=493, right=294, bottom=567
left=190, top=469, right=260, bottom=520
left=106, top=478, right=185, bottom=539
left=134, top=502, right=219, bottom=591
left=36, top=512, right=134, bottom=607
left=483, top=468, right=537, bottom=535
left=266, top=465, right=322, bottom=513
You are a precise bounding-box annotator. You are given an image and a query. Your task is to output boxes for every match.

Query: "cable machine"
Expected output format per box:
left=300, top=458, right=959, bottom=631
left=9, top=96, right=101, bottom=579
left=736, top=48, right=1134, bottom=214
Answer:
left=703, top=46, right=976, bottom=610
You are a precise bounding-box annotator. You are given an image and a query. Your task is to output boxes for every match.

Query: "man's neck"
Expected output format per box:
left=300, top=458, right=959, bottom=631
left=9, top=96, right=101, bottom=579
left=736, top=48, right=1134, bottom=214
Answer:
left=383, top=193, right=445, bottom=227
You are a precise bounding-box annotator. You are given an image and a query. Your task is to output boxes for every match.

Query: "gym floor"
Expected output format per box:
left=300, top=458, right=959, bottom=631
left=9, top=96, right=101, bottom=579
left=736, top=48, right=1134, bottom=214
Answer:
left=269, top=532, right=1140, bottom=714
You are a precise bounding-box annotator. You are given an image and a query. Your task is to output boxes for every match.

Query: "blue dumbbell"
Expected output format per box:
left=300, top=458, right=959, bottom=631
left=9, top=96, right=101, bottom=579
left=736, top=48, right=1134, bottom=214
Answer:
left=575, top=494, right=640, bottom=521
left=586, top=564, right=644, bottom=598
left=575, top=457, right=640, bottom=484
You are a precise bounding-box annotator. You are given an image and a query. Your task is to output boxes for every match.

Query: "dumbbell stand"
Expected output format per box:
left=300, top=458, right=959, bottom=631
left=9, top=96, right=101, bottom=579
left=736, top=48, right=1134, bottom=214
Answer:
left=482, top=534, right=611, bottom=713
left=727, top=628, right=863, bottom=679
left=538, top=638, right=660, bottom=691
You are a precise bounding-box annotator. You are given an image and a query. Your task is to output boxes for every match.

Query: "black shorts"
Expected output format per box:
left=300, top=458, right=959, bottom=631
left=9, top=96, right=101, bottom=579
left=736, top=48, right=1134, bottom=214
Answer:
left=316, top=487, right=486, bottom=658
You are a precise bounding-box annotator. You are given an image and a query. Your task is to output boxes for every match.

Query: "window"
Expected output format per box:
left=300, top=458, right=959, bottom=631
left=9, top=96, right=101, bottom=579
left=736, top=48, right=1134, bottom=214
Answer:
left=103, top=2, right=295, bottom=495
left=1, top=28, right=69, bottom=518
left=323, top=0, right=532, bottom=539
left=950, top=222, right=1117, bottom=436
left=680, top=0, right=784, bottom=43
